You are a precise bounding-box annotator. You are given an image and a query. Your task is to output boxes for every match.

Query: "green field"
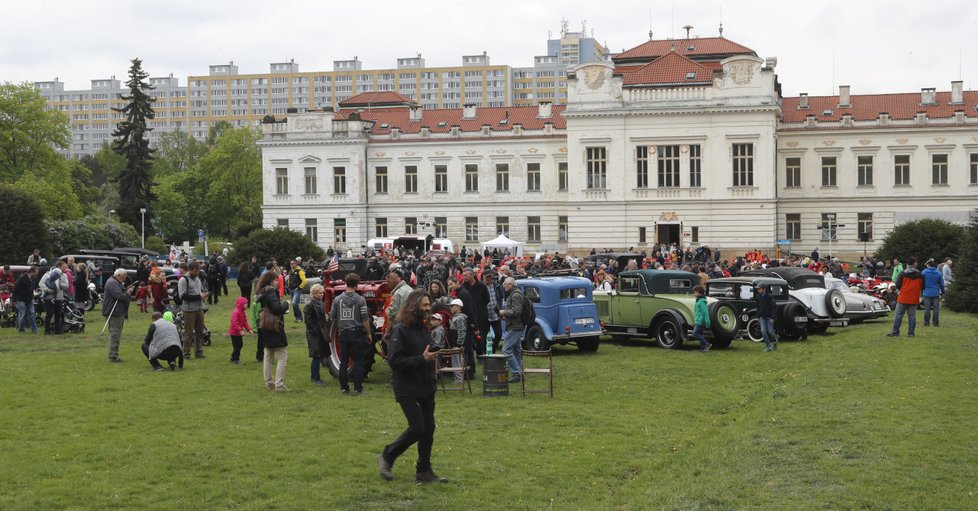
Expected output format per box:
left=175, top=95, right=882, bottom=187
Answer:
left=1, top=292, right=975, bottom=510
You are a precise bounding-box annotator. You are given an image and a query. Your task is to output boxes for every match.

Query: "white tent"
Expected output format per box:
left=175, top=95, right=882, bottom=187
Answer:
left=480, top=234, right=524, bottom=257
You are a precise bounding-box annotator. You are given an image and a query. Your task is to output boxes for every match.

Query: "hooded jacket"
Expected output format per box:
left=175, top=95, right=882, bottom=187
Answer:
left=895, top=266, right=923, bottom=305
left=920, top=266, right=945, bottom=298
left=228, top=297, right=253, bottom=336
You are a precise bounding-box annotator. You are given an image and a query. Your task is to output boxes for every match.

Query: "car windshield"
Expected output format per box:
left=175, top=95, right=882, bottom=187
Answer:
left=523, top=286, right=541, bottom=303
left=827, top=280, right=848, bottom=292
left=559, top=288, right=589, bottom=300
left=708, top=284, right=736, bottom=298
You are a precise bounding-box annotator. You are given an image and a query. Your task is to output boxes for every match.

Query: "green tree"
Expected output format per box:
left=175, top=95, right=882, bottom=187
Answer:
left=198, top=127, right=262, bottom=238
left=0, top=185, right=50, bottom=264
left=0, top=82, right=70, bottom=181
left=153, top=130, right=207, bottom=177
left=46, top=215, right=139, bottom=255
left=80, top=141, right=127, bottom=186
left=68, top=159, right=101, bottom=215
left=112, top=58, right=157, bottom=232
left=232, top=228, right=324, bottom=267
left=945, top=211, right=978, bottom=314
left=876, top=219, right=965, bottom=264
left=152, top=170, right=210, bottom=242
left=145, top=235, right=167, bottom=254
left=206, top=120, right=233, bottom=147
left=11, top=163, right=85, bottom=221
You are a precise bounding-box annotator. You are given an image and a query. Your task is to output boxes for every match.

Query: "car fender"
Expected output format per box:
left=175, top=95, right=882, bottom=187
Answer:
left=532, top=318, right=555, bottom=342
left=650, top=309, right=689, bottom=339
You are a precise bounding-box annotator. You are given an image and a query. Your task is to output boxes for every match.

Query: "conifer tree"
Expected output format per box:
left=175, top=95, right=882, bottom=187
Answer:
left=112, top=58, right=156, bottom=231
left=945, top=210, right=978, bottom=314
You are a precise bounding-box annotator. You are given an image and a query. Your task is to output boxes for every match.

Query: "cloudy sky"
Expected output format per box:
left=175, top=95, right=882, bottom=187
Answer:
left=2, top=0, right=976, bottom=97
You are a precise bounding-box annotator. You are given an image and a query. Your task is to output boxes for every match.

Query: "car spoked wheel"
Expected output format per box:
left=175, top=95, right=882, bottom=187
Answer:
left=746, top=317, right=764, bottom=342
left=525, top=326, right=547, bottom=351
left=654, top=317, right=682, bottom=349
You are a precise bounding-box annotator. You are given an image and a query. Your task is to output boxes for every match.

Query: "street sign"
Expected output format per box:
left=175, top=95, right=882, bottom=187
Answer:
left=776, top=239, right=791, bottom=244
left=197, top=229, right=205, bottom=240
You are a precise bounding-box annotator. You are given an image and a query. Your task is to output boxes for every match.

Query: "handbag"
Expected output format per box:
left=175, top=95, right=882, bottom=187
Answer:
left=259, top=306, right=281, bottom=332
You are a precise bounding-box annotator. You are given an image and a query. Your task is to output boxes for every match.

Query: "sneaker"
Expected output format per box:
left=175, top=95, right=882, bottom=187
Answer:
left=274, top=386, right=290, bottom=392
left=701, top=343, right=712, bottom=353
left=266, top=383, right=275, bottom=390
left=885, top=333, right=898, bottom=337
left=772, top=343, right=778, bottom=351
left=312, top=380, right=325, bottom=386
left=763, top=346, right=773, bottom=352
left=195, top=353, right=206, bottom=359
left=354, top=389, right=364, bottom=395
left=378, top=454, right=393, bottom=481
left=153, top=366, right=165, bottom=372
left=907, top=333, right=915, bottom=337
left=230, top=359, right=240, bottom=365
left=109, top=358, right=123, bottom=363
left=341, top=389, right=350, bottom=394
left=168, top=362, right=176, bottom=371
left=507, top=374, right=522, bottom=384
left=415, top=468, right=448, bottom=484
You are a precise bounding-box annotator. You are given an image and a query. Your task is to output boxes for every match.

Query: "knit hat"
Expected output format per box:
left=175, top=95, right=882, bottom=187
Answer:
left=163, top=311, right=174, bottom=322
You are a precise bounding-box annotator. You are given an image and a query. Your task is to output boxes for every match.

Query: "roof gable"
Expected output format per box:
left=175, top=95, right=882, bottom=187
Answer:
left=338, top=91, right=416, bottom=108
left=614, top=37, right=756, bottom=64
left=621, top=51, right=714, bottom=86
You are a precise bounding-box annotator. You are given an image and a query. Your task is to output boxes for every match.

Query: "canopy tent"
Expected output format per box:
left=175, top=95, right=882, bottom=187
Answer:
left=480, top=234, right=524, bottom=257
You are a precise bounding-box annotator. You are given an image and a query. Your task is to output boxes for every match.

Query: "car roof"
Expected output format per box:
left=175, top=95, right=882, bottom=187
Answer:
left=517, top=276, right=592, bottom=289
left=58, top=255, right=120, bottom=261
left=708, top=276, right=788, bottom=286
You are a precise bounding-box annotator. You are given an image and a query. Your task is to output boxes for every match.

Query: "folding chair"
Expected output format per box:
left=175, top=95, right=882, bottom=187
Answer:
left=520, top=349, right=553, bottom=398
left=436, top=347, right=472, bottom=396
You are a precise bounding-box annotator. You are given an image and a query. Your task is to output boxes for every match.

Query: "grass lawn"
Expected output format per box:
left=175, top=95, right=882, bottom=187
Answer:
left=1, top=288, right=976, bottom=510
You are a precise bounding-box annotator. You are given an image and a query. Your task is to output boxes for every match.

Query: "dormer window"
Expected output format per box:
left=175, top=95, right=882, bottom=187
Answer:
left=822, top=109, right=833, bottom=117
left=685, top=72, right=696, bottom=80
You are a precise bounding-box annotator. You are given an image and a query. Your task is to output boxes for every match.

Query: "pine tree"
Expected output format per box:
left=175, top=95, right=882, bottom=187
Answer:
left=945, top=210, right=978, bottom=314
left=112, top=58, right=156, bottom=232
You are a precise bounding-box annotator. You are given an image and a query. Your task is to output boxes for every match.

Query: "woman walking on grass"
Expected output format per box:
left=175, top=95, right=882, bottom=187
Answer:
left=256, top=270, right=290, bottom=391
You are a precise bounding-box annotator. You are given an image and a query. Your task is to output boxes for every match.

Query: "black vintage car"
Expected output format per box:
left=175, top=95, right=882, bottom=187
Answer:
left=583, top=253, right=645, bottom=270
left=705, top=277, right=809, bottom=341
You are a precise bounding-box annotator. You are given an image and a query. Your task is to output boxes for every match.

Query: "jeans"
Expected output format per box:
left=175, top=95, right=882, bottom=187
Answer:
left=502, top=328, right=523, bottom=376
left=291, top=289, right=303, bottom=320
left=311, top=357, right=322, bottom=382
left=230, top=335, right=243, bottom=361
left=338, top=329, right=367, bottom=392
left=263, top=346, right=288, bottom=389
left=922, top=296, right=940, bottom=326
left=44, top=299, right=64, bottom=334
left=691, top=324, right=710, bottom=350
left=16, top=300, right=37, bottom=333
left=382, top=398, right=436, bottom=472
left=890, top=302, right=917, bottom=336
left=759, top=317, right=778, bottom=348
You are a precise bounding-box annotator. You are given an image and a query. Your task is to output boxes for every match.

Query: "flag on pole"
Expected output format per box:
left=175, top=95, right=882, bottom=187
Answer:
left=326, top=254, right=339, bottom=276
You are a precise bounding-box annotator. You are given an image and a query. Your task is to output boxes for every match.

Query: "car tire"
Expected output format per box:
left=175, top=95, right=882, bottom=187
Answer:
left=653, top=316, right=683, bottom=349
left=576, top=336, right=599, bottom=352
left=746, top=316, right=764, bottom=342
left=525, top=326, right=548, bottom=351
left=708, top=302, right=739, bottom=342
left=825, top=289, right=846, bottom=318
left=780, top=302, right=809, bottom=339
left=326, top=330, right=347, bottom=379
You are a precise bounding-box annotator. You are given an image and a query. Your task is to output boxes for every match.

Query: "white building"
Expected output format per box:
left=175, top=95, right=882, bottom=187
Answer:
left=259, top=37, right=978, bottom=258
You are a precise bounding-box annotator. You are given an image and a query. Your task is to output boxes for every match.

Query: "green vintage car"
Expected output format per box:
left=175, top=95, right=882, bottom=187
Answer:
left=593, top=270, right=740, bottom=349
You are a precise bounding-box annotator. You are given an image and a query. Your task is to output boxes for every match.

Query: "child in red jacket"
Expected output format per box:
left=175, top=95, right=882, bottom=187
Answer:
left=135, top=283, right=149, bottom=313
left=228, top=296, right=253, bottom=364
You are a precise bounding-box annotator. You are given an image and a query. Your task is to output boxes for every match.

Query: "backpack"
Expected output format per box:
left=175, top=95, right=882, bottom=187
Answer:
left=172, top=276, right=186, bottom=306
left=517, top=290, right=536, bottom=326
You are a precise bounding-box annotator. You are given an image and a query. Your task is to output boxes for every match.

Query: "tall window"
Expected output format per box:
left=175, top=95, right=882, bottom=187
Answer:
left=932, top=154, right=948, bottom=185
left=636, top=146, right=649, bottom=188
left=305, top=218, right=318, bottom=242
left=785, top=157, right=801, bottom=188
left=894, top=155, right=911, bottom=186
left=857, top=155, right=874, bottom=186
left=821, top=156, right=837, bottom=187
left=333, top=166, right=346, bottom=194
left=526, top=163, right=541, bottom=191
left=858, top=213, right=873, bottom=241
left=275, top=168, right=288, bottom=195
left=732, top=143, right=754, bottom=186
left=558, top=216, right=568, bottom=241
left=496, top=216, right=509, bottom=236
left=495, top=163, right=509, bottom=192
left=820, top=213, right=838, bottom=241
left=527, top=216, right=540, bottom=242
left=657, top=145, right=680, bottom=187
left=586, top=147, right=607, bottom=189
left=786, top=214, right=801, bottom=241
left=434, top=165, right=448, bottom=193
left=375, top=166, right=388, bottom=194
left=333, top=219, right=346, bottom=243
left=691, top=226, right=699, bottom=243
left=972, top=154, right=978, bottom=184
left=434, top=217, right=447, bottom=238
left=375, top=217, right=388, bottom=238
left=465, top=164, right=479, bottom=192
left=465, top=217, right=479, bottom=242
left=689, top=145, right=702, bottom=187
left=405, top=217, right=417, bottom=235
left=304, top=167, right=317, bottom=194
left=405, top=165, right=418, bottom=193
left=558, top=162, right=568, bottom=191
left=638, top=227, right=646, bottom=243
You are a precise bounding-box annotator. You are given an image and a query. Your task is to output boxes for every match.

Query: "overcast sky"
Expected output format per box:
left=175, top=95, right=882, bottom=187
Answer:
left=2, top=0, right=976, bottom=97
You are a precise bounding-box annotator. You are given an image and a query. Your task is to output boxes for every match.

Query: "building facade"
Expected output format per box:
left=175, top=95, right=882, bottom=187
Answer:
left=259, top=37, right=978, bottom=259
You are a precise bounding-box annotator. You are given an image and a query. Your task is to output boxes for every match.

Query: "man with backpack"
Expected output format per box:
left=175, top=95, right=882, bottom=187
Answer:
left=498, top=277, right=529, bottom=383
left=40, top=261, right=70, bottom=335
left=179, top=262, right=210, bottom=358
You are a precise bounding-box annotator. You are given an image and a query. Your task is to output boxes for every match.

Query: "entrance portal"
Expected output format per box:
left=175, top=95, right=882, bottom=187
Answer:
left=656, top=224, right=680, bottom=245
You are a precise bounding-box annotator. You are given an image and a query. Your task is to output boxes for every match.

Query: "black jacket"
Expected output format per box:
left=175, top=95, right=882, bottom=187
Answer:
left=462, top=280, right=489, bottom=329
left=756, top=290, right=776, bottom=319
left=387, top=321, right=436, bottom=401
left=256, top=286, right=289, bottom=348
left=303, top=299, right=330, bottom=358
left=13, top=273, right=34, bottom=303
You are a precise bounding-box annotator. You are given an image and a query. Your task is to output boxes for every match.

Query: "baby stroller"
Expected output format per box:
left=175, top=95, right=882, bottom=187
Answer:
left=163, top=298, right=212, bottom=346
left=0, top=285, right=16, bottom=328
left=62, top=301, right=86, bottom=333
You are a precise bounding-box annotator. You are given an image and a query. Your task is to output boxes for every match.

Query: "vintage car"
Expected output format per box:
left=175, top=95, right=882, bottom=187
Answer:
left=593, top=270, right=739, bottom=349
left=322, top=258, right=391, bottom=378
left=516, top=276, right=602, bottom=352
left=705, top=277, right=810, bottom=342
left=740, top=267, right=849, bottom=334
left=825, top=276, right=890, bottom=322
left=583, top=252, right=645, bottom=271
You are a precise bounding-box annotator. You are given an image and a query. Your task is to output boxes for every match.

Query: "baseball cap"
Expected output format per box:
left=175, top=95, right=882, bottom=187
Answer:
left=449, top=299, right=464, bottom=308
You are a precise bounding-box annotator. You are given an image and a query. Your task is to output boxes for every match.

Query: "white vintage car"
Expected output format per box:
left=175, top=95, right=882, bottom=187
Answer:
left=824, top=276, right=890, bottom=323
left=741, top=267, right=849, bottom=334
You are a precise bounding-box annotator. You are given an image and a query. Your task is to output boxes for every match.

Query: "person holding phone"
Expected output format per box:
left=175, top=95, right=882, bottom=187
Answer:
left=103, top=268, right=133, bottom=363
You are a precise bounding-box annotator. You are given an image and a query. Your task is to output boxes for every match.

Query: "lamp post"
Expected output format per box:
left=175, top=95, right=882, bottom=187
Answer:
left=826, top=214, right=834, bottom=259
left=140, top=208, right=147, bottom=249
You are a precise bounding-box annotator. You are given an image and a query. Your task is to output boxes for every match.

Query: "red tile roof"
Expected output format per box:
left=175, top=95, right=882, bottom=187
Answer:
left=334, top=104, right=566, bottom=135
left=338, top=91, right=416, bottom=108
left=614, top=37, right=756, bottom=64
left=620, top=52, right=714, bottom=86
left=781, top=90, right=978, bottom=123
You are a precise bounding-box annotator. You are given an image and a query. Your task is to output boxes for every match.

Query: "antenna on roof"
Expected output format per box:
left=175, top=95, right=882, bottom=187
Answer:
left=649, top=9, right=653, bottom=40
left=719, top=6, right=724, bottom=36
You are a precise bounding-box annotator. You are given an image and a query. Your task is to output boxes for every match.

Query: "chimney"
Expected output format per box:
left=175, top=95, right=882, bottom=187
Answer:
left=920, top=87, right=936, bottom=106
left=462, top=103, right=477, bottom=119
left=391, top=127, right=400, bottom=139
left=409, top=106, right=422, bottom=122
left=538, top=101, right=553, bottom=118
left=798, top=93, right=809, bottom=110
left=916, top=111, right=927, bottom=124
left=838, top=85, right=851, bottom=108
left=879, top=112, right=889, bottom=126
left=951, top=81, right=964, bottom=105
left=420, top=126, right=430, bottom=137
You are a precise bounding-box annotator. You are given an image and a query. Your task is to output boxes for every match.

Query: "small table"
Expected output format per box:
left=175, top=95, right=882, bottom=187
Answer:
left=479, top=354, right=512, bottom=397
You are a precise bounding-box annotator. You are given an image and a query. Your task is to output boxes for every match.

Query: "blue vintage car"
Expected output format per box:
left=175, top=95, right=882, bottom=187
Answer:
left=516, top=276, right=602, bottom=352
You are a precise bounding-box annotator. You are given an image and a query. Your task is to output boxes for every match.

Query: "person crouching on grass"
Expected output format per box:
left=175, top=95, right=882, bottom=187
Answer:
left=691, top=285, right=712, bottom=353
left=378, top=290, right=448, bottom=484
left=142, top=312, right=184, bottom=371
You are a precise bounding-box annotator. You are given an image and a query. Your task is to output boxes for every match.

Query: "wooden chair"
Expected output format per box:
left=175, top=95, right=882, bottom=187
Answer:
left=520, top=349, right=553, bottom=398
left=435, top=347, right=471, bottom=396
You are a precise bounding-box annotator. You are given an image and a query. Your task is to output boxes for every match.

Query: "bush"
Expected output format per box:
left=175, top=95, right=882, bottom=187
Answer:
left=876, top=219, right=965, bottom=264
left=145, top=235, right=167, bottom=254
left=945, top=211, right=978, bottom=314
left=235, top=222, right=262, bottom=239
left=46, top=216, right=139, bottom=256
left=231, top=228, right=324, bottom=267
left=0, top=186, right=50, bottom=264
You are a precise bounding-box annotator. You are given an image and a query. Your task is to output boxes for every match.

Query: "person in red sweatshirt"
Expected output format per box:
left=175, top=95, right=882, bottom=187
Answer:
left=887, top=257, right=923, bottom=338
left=228, top=296, right=253, bottom=364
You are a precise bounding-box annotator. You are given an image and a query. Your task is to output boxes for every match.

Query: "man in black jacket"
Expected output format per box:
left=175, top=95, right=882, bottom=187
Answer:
left=14, top=266, right=39, bottom=333
left=756, top=282, right=778, bottom=352
left=461, top=269, right=489, bottom=354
